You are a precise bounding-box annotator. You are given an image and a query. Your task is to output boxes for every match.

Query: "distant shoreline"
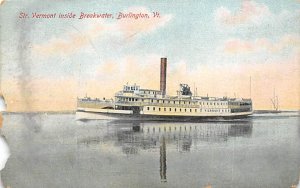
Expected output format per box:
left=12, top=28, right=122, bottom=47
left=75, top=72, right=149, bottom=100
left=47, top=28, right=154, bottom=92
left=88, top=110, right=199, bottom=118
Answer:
left=3, top=111, right=76, bottom=114
left=254, top=110, right=300, bottom=114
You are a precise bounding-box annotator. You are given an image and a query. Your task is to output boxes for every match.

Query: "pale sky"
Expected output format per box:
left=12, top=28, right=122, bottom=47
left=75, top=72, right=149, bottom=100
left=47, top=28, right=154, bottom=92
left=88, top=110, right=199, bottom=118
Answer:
left=0, top=0, right=299, bottom=111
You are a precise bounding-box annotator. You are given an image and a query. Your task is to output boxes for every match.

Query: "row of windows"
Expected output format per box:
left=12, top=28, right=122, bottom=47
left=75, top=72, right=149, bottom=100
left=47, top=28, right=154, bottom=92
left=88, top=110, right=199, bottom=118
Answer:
left=119, top=97, right=228, bottom=106
left=146, top=107, right=197, bottom=112
left=205, top=109, right=230, bottom=113
left=123, top=86, right=140, bottom=91
left=229, top=102, right=251, bottom=106
left=231, top=108, right=251, bottom=113
left=141, top=90, right=160, bottom=95
left=126, top=98, right=138, bottom=102
left=203, top=102, right=227, bottom=106
left=145, top=107, right=230, bottom=113
left=148, top=99, right=196, bottom=105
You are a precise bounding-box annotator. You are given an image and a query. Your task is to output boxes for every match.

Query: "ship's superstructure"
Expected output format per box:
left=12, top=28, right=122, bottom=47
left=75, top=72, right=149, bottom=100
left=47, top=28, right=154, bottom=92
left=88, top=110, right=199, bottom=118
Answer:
left=77, top=58, right=253, bottom=120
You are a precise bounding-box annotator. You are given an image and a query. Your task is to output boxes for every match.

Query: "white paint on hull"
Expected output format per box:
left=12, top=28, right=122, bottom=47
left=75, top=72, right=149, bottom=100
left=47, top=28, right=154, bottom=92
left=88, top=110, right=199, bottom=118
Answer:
left=76, top=108, right=253, bottom=121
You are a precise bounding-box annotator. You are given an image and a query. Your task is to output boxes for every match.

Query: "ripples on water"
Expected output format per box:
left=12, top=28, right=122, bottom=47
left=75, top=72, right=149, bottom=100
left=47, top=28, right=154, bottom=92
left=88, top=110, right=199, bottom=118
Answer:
left=1, top=112, right=300, bottom=188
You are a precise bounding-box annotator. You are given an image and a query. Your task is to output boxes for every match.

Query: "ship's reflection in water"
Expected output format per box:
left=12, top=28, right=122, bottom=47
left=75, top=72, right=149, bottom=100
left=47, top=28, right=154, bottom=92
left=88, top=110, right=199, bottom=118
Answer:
left=160, top=136, right=167, bottom=183
left=79, top=120, right=253, bottom=183
left=107, top=121, right=253, bottom=153
left=125, top=121, right=251, bottom=183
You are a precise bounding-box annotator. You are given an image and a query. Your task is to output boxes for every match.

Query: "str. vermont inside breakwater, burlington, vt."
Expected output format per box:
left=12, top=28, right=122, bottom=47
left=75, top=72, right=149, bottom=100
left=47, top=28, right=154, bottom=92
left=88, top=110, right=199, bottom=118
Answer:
left=25, top=12, right=156, bottom=20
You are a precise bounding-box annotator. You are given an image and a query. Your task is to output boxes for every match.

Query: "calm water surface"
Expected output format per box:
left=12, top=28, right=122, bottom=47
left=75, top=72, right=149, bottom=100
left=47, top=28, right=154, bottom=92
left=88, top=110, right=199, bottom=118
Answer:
left=1, top=113, right=300, bottom=188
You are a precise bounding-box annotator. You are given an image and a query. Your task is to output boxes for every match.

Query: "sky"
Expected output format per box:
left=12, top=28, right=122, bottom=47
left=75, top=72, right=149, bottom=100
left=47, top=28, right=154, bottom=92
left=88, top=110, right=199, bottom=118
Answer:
left=0, top=0, right=299, bottom=111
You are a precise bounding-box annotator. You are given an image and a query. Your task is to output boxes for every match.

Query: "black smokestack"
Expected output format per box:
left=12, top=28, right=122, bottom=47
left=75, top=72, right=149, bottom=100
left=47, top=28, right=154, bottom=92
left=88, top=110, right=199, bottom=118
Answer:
left=160, top=58, right=167, bottom=96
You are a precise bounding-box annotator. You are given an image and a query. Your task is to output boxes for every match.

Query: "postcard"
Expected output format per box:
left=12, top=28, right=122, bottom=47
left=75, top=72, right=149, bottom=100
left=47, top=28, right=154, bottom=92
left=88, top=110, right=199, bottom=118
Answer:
left=0, top=0, right=299, bottom=187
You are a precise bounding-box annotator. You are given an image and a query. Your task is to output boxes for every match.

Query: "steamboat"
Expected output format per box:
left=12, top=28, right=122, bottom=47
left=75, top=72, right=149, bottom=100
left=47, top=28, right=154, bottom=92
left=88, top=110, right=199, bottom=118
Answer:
left=77, top=58, right=253, bottom=121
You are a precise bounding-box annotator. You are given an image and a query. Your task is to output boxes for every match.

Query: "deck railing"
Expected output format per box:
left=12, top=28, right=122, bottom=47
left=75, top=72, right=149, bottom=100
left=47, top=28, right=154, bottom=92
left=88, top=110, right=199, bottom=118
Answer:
left=115, top=101, right=199, bottom=108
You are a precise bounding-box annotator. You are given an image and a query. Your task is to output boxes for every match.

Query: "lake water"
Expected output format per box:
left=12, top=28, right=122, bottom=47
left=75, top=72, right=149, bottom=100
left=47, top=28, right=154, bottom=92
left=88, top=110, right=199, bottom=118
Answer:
left=1, top=113, right=300, bottom=188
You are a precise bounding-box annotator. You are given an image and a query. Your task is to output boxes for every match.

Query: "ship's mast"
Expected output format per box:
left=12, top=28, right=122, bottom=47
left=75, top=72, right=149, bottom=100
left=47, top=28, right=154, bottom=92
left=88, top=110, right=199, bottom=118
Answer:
left=270, top=88, right=279, bottom=111
left=274, top=89, right=276, bottom=110
left=193, top=82, right=195, bottom=97
left=274, top=88, right=278, bottom=111
left=276, top=96, right=279, bottom=111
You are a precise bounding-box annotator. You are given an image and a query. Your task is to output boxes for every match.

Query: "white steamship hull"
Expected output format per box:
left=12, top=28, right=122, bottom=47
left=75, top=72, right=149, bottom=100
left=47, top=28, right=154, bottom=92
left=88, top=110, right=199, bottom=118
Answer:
left=76, top=108, right=253, bottom=121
